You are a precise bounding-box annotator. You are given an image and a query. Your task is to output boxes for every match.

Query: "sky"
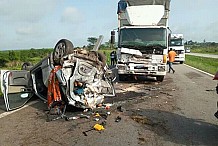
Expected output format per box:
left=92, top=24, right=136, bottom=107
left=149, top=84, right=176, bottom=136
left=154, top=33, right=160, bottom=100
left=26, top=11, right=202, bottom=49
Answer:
left=0, top=0, right=218, bottom=50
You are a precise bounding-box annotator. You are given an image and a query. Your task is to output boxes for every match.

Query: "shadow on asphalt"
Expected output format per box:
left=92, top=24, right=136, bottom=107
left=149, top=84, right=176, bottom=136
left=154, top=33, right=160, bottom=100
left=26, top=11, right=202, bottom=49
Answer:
left=128, top=108, right=218, bottom=146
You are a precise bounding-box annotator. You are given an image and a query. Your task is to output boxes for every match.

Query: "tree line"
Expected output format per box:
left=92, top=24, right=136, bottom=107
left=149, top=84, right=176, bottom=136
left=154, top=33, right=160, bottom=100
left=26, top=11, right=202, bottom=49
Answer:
left=0, top=48, right=53, bottom=69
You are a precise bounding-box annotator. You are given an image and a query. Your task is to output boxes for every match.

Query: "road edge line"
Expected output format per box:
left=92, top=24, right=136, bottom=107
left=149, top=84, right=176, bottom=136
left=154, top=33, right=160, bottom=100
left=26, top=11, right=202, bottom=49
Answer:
left=184, top=64, right=214, bottom=77
left=0, top=100, right=39, bottom=119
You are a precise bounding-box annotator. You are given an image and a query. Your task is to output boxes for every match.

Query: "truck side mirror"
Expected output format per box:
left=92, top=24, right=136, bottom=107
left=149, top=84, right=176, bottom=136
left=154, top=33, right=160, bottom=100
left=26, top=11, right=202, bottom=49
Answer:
left=111, top=31, right=115, bottom=44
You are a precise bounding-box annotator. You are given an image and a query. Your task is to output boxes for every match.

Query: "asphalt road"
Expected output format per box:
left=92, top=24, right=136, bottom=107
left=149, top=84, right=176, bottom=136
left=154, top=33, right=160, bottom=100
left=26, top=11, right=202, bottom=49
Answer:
left=188, top=53, right=218, bottom=58
left=156, top=63, right=218, bottom=146
left=0, top=64, right=218, bottom=146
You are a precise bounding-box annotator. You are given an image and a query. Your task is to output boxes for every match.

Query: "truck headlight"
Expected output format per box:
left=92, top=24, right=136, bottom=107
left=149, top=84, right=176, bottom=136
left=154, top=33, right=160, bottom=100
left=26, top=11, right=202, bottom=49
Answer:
left=158, top=66, right=165, bottom=71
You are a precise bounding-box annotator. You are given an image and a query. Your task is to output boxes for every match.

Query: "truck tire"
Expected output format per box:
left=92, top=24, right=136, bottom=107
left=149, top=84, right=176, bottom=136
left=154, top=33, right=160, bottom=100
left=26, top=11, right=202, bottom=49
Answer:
left=53, top=39, right=74, bottom=65
left=180, top=61, right=184, bottom=64
left=156, top=76, right=164, bottom=82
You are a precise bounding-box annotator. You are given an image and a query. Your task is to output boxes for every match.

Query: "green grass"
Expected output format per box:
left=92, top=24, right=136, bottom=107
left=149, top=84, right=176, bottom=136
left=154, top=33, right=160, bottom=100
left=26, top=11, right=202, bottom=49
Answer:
left=185, top=54, right=218, bottom=75
left=190, top=46, right=218, bottom=54
left=99, top=49, right=116, bottom=65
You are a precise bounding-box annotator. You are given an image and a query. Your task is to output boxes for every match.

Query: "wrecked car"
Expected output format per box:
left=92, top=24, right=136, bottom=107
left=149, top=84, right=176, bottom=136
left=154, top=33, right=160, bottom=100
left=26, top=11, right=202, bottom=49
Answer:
left=0, top=36, right=116, bottom=113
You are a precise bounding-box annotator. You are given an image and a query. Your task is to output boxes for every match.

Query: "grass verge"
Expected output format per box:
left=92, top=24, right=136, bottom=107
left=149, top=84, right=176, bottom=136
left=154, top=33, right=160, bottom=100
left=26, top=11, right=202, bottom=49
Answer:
left=99, top=49, right=116, bottom=65
left=190, top=46, right=218, bottom=55
left=185, top=54, right=218, bottom=75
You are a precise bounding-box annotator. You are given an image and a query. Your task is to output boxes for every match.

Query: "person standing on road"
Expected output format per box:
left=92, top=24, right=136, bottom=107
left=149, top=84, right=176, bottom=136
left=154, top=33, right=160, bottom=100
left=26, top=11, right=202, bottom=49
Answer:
left=168, top=48, right=177, bottom=73
left=114, top=51, right=117, bottom=64
left=110, top=51, right=115, bottom=65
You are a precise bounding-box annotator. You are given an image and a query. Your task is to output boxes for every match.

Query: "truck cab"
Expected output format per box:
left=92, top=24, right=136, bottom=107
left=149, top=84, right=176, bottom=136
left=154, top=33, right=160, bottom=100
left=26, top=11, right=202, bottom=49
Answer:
left=169, top=34, right=185, bottom=64
left=115, top=0, right=171, bottom=82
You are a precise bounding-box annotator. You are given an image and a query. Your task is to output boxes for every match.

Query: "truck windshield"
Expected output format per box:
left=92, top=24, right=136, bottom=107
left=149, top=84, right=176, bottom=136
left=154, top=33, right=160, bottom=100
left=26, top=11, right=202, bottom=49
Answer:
left=170, top=39, right=183, bottom=46
left=119, top=28, right=167, bottom=49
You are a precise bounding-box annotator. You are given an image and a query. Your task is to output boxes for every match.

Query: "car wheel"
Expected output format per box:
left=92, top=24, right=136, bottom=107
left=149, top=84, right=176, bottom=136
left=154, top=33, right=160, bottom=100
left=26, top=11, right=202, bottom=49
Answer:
left=53, top=39, right=74, bottom=65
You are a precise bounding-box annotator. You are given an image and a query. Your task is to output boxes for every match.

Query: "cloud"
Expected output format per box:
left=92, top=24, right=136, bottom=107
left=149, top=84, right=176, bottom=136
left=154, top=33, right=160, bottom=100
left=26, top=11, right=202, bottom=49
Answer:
left=203, top=21, right=218, bottom=42
left=16, top=24, right=46, bottom=37
left=61, top=7, right=84, bottom=24
left=0, top=0, right=58, bottom=23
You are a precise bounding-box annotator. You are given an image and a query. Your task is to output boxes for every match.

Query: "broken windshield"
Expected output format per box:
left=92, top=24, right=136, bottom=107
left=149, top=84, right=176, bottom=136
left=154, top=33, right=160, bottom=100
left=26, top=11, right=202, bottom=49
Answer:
left=119, top=28, right=167, bottom=50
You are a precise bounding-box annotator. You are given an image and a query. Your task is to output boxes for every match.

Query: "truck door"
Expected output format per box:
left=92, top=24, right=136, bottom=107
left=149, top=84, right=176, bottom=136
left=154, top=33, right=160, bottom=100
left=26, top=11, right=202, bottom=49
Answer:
left=0, top=70, right=34, bottom=111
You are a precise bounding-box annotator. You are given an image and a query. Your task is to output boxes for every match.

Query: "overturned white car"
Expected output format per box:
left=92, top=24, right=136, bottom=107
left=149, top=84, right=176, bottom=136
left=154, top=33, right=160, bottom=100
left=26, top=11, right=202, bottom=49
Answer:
left=0, top=37, right=116, bottom=112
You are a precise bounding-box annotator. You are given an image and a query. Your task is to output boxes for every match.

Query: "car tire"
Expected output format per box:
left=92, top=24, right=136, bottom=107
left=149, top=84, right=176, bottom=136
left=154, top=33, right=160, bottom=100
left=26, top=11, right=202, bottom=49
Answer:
left=53, top=39, right=74, bottom=65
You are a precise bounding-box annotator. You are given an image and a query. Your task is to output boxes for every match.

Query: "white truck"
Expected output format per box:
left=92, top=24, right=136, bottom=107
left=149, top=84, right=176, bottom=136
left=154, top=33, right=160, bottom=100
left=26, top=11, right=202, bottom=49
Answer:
left=169, top=34, right=185, bottom=64
left=115, top=0, right=171, bottom=82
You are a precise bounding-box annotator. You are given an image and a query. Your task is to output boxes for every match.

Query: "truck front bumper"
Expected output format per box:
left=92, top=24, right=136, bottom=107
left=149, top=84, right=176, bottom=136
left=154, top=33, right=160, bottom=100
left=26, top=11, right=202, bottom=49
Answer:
left=116, top=63, right=166, bottom=76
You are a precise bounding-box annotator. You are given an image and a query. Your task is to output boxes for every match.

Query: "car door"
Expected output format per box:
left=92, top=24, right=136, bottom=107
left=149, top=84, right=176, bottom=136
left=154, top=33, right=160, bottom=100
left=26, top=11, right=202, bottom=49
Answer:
left=0, top=70, right=34, bottom=111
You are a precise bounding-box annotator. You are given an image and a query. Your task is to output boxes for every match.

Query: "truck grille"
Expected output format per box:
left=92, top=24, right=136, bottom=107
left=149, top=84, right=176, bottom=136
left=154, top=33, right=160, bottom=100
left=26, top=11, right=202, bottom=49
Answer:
left=134, top=66, right=148, bottom=69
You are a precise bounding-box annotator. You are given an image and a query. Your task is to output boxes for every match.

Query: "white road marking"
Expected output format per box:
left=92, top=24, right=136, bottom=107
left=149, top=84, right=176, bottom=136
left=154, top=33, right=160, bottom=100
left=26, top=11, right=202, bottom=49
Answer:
left=0, top=101, right=39, bottom=119
left=184, top=64, right=214, bottom=77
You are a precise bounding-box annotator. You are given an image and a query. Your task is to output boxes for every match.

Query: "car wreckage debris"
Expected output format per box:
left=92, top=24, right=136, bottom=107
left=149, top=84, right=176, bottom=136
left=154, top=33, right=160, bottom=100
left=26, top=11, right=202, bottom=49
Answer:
left=83, top=123, right=106, bottom=136
left=1, top=38, right=116, bottom=124
left=115, top=116, right=122, bottom=122
left=46, top=48, right=116, bottom=114
left=41, top=38, right=116, bottom=121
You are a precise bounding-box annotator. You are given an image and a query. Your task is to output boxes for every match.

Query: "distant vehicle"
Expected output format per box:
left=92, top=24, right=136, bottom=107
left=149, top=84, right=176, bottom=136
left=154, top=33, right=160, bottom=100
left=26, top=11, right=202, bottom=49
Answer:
left=169, top=34, right=185, bottom=64
left=185, top=47, right=191, bottom=53
left=0, top=36, right=116, bottom=113
left=113, top=0, right=171, bottom=82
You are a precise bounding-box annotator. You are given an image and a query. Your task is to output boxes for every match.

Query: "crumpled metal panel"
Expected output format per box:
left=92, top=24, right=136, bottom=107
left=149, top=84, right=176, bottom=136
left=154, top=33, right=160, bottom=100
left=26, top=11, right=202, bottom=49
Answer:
left=60, top=49, right=115, bottom=109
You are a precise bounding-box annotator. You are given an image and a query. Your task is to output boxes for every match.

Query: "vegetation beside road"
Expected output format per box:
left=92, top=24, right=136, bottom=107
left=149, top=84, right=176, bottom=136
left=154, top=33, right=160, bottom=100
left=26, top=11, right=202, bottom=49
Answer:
left=187, top=44, right=218, bottom=54
left=185, top=54, right=218, bottom=75
left=0, top=48, right=113, bottom=70
left=0, top=48, right=53, bottom=70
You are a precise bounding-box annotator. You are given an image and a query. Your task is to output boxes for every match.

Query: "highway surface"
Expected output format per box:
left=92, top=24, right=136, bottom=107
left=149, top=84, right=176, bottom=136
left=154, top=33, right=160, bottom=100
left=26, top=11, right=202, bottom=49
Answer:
left=0, top=64, right=217, bottom=146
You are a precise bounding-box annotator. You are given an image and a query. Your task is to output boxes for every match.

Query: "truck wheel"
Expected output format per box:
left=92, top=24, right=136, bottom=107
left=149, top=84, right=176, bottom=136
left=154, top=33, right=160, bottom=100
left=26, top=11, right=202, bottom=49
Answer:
left=156, top=76, right=164, bottom=82
left=180, top=61, right=184, bottom=64
left=53, top=39, right=74, bottom=65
